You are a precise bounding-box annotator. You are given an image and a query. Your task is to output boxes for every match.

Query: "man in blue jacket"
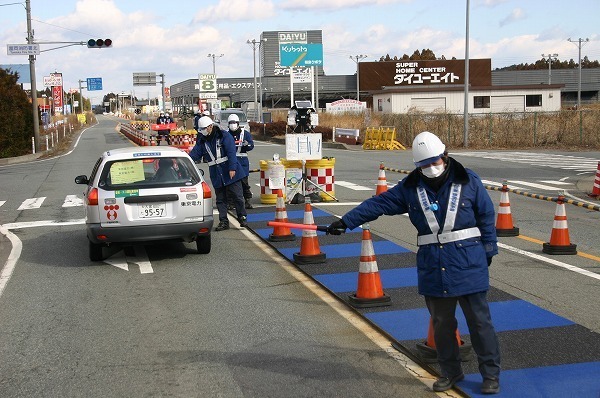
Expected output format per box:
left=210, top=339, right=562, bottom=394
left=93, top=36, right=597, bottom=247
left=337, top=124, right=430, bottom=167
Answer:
left=189, top=116, right=248, bottom=231
left=227, top=113, right=254, bottom=209
left=328, top=131, right=501, bottom=394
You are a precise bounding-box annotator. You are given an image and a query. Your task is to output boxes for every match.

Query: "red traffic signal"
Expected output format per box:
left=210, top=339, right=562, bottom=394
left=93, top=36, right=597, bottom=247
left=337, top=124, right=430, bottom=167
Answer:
left=87, top=39, right=112, bottom=48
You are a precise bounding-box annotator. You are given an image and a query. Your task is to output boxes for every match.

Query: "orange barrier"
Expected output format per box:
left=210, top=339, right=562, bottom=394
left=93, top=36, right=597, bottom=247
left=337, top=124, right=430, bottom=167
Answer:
left=269, top=190, right=296, bottom=242
left=375, top=162, right=388, bottom=196
left=293, top=200, right=326, bottom=265
left=415, top=317, right=473, bottom=363
left=542, top=193, right=577, bottom=255
left=348, top=226, right=391, bottom=308
left=589, top=162, right=600, bottom=198
left=495, top=180, right=519, bottom=237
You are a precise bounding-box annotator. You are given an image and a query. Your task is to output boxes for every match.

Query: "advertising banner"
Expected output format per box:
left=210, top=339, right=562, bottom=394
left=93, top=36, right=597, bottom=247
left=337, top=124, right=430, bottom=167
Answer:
left=52, top=84, right=63, bottom=113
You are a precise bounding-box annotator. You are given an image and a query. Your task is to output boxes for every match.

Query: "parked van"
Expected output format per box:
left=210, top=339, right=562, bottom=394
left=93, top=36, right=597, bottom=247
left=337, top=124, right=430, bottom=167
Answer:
left=213, top=108, right=250, bottom=132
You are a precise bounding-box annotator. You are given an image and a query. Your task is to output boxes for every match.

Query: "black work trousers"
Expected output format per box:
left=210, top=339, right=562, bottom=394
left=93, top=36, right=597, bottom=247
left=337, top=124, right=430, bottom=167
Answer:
left=425, top=292, right=501, bottom=380
left=215, top=180, right=246, bottom=222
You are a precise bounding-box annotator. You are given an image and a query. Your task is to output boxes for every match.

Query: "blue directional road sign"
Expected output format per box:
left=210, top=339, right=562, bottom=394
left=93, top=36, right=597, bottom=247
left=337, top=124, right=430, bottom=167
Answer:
left=279, top=43, right=323, bottom=67
left=86, top=77, right=103, bottom=91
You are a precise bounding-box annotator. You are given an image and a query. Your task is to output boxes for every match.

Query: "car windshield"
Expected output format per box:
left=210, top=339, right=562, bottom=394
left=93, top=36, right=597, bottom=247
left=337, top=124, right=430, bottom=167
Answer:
left=98, top=156, right=200, bottom=189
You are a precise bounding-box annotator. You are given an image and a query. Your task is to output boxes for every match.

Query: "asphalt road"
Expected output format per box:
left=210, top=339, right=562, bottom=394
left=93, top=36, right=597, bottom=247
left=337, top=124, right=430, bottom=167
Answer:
left=1, top=115, right=599, bottom=397
left=0, top=116, right=440, bottom=398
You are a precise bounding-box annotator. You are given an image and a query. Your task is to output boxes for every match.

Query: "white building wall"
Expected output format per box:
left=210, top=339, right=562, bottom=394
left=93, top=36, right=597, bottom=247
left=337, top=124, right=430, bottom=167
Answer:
left=377, top=87, right=562, bottom=114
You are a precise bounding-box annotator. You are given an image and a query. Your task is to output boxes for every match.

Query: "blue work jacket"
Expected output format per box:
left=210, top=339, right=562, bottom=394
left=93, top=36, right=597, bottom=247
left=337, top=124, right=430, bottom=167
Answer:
left=342, top=158, right=498, bottom=297
left=228, top=128, right=254, bottom=173
left=189, top=125, right=248, bottom=189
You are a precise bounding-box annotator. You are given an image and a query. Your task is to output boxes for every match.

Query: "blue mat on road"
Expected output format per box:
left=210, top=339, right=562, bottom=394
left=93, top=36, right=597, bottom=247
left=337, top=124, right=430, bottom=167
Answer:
left=243, top=205, right=600, bottom=397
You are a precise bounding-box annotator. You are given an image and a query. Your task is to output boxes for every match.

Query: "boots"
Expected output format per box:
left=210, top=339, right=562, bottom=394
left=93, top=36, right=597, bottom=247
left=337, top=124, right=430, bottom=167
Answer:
left=245, top=199, right=253, bottom=209
left=238, top=216, right=248, bottom=228
left=215, top=221, right=229, bottom=231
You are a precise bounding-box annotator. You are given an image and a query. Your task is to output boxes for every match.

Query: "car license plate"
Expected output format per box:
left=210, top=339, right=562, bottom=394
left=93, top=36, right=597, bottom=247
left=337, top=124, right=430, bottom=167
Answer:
left=139, top=203, right=166, bottom=218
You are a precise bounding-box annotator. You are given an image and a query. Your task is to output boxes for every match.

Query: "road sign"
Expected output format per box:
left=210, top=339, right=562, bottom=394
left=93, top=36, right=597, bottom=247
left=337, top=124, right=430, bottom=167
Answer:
left=7, top=44, right=40, bottom=55
left=133, top=72, right=157, bottom=86
left=87, top=77, right=103, bottom=91
left=279, top=43, right=323, bottom=67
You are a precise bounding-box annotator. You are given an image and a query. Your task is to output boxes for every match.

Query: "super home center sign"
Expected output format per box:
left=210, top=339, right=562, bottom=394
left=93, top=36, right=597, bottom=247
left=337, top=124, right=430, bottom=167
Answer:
left=359, top=59, right=492, bottom=90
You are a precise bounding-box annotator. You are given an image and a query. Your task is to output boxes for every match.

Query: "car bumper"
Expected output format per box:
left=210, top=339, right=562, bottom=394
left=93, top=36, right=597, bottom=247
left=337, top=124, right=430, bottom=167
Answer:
left=87, top=216, right=214, bottom=244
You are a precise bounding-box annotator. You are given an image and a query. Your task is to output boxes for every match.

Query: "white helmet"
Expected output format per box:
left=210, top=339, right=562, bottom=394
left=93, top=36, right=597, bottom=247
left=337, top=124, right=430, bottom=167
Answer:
left=412, top=131, right=446, bottom=167
left=228, top=114, right=240, bottom=123
left=198, top=116, right=213, bottom=129
left=165, top=112, right=170, bottom=117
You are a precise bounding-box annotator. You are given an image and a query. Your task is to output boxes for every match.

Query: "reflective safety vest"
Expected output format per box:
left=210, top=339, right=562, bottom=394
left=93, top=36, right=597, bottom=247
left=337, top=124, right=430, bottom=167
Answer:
left=416, top=183, right=481, bottom=246
left=204, top=138, right=228, bottom=166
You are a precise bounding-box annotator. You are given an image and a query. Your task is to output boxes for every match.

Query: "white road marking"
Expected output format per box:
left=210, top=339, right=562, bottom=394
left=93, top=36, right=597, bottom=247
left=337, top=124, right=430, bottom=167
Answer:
left=104, top=251, right=129, bottom=271
left=133, top=245, right=153, bottom=274
left=0, top=226, right=22, bottom=298
left=498, top=242, right=600, bottom=281
left=335, top=180, right=373, bottom=191
left=2, top=219, right=85, bottom=230
left=509, top=180, right=567, bottom=191
left=0, top=200, right=5, bottom=207
left=62, top=195, right=84, bottom=207
left=481, top=180, right=526, bottom=190
left=17, top=197, right=46, bottom=210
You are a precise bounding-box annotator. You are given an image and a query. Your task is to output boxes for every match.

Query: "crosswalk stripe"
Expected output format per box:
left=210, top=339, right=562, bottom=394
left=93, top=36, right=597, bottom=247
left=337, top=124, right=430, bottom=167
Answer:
left=481, top=180, right=527, bottom=191
left=17, top=197, right=46, bottom=210
left=539, top=180, right=572, bottom=185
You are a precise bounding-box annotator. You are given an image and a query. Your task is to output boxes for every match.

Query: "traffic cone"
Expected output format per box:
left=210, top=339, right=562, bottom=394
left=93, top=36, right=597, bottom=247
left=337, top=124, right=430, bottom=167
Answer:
left=415, top=317, right=473, bottom=363
left=589, top=162, right=600, bottom=198
left=293, top=198, right=326, bottom=265
left=375, top=162, right=388, bottom=196
left=543, top=193, right=577, bottom=255
left=495, top=180, right=519, bottom=237
left=348, top=225, right=391, bottom=308
left=269, top=189, right=296, bottom=242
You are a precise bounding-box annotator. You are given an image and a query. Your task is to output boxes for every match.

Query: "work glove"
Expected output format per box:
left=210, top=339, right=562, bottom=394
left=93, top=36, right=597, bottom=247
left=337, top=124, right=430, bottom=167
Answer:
left=487, top=257, right=493, bottom=267
left=327, top=219, right=347, bottom=235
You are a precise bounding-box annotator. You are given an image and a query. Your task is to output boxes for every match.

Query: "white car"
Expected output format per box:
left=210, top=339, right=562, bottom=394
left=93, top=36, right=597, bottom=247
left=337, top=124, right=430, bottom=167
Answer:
left=213, top=108, right=250, bottom=131
left=75, top=146, right=214, bottom=261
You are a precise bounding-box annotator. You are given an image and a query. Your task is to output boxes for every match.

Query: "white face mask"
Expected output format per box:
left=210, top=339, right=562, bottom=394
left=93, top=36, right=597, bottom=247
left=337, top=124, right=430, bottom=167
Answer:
left=229, top=123, right=239, bottom=131
left=421, top=163, right=445, bottom=178
left=199, top=128, right=209, bottom=136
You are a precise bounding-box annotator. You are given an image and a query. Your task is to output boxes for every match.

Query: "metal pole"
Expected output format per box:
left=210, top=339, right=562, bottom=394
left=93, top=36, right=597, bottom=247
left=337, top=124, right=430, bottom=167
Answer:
left=349, top=55, right=367, bottom=100
left=463, top=0, right=470, bottom=148
left=542, top=53, right=558, bottom=84
left=26, top=0, right=40, bottom=151
left=247, top=40, right=259, bottom=121
left=78, top=79, right=84, bottom=114
left=568, top=38, right=589, bottom=109
left=159, top=74, right=166, bottom=112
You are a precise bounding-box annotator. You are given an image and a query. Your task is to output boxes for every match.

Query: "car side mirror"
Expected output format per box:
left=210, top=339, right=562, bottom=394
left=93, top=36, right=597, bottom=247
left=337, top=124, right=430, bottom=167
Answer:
left=75, top=175, right=89, bottom=184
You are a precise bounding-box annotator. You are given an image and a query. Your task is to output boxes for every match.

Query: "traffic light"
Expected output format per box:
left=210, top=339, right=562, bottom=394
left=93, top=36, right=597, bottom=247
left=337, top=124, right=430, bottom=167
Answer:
left=87, top=39, right=112, bottom=48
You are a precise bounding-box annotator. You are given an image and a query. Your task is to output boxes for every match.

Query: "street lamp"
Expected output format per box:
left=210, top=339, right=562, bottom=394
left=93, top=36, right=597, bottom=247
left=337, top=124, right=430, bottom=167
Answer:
left=207, top=53, right=224, bottom=74
left=541, top=53, right=558, bottom=84
left=247, top=38, right=267, bottom=121
left=349, top=55, right=367, bottom=100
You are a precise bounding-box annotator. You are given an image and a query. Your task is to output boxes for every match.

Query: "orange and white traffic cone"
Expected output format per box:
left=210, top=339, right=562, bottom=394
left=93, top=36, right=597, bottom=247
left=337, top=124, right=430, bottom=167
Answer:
left=589, top=162, right=600, bottom=198
left=542, top=193, right=577, bottom=255
left=269, top=189, right=296, bottom=242
left=495, top=180, right=519, bottom=237
left=375, top=162, right=388, bottom=196
left=293, top=198, right=326, bottom=265
left=348, top=224, right=391, bottom=308
left=415, top=317, right=473, bottom=363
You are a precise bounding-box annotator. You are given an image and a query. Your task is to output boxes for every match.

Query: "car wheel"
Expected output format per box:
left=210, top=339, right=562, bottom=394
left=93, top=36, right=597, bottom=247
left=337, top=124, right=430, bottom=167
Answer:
left=196, top=234, right=211, bottom=254
left=89, top=240, right=104, bottom=261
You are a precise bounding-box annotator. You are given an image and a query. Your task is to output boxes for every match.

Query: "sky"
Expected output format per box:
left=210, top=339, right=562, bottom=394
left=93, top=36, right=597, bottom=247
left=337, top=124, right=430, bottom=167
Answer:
left=1, top=0, right=598, bottom=105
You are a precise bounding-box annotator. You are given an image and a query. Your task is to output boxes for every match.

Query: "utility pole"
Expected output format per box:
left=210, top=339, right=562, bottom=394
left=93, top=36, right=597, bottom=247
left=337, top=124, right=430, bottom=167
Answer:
left=349, top=55, right=367, bottom=100
left=541, top=53, right=558, bottom=84
left=568, top=38, right=589, bottom=109
left=78, top=79, right=86, bottom=114
left=25, top=0, right=41, bottom=151
left=247, top=39, right=266, bottom=121
left=159, top=73, right=166, bottom=112
left=207, top=53, right=224, bottom=74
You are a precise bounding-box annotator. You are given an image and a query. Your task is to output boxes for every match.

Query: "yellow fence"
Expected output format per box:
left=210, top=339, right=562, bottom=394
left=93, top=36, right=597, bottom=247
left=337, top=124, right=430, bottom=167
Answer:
left=362, top=126, right=406, bottom=150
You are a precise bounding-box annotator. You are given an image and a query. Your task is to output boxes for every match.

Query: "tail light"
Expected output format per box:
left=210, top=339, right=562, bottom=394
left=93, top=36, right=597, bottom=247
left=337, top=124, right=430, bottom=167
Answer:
left=88, top=188, right=99, bottom=205
left=201, top=181, right=212, bottom=199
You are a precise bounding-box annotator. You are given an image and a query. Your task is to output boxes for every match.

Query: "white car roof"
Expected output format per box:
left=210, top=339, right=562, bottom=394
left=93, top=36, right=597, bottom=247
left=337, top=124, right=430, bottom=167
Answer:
left=103, top=146, right=188, bottom=161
